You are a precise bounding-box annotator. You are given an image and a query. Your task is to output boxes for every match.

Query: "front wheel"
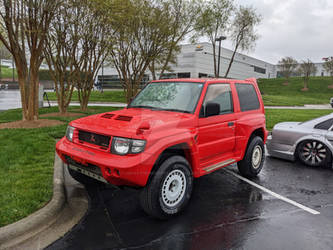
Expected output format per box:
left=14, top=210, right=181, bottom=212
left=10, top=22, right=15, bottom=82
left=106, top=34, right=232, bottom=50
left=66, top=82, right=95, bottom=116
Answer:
left=140, top=155, right=193, bottom=219
left=237, top=136, right=265, bottom=178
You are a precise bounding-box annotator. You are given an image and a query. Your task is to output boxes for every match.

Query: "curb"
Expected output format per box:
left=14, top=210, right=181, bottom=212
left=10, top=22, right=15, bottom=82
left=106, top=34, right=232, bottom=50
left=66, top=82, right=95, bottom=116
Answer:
left=0, top=154, right=88, bottom=250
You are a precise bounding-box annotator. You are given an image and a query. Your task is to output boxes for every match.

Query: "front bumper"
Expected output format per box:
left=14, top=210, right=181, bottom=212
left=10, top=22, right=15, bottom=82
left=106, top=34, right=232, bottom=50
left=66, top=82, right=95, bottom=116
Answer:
left=266, top=135, right=295, bottom=161
left=56, top=137, right=156, bottom=187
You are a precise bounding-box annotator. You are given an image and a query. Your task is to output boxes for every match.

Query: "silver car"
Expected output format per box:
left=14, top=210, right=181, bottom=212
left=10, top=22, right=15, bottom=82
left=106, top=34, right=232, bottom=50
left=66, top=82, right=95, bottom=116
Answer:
left=267, top=113, right=333, bottom=167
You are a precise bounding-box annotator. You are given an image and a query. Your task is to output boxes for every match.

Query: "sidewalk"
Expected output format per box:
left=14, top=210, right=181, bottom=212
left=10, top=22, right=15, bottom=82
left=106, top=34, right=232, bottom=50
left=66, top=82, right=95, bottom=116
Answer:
left=265, top=104, right=332, bottom=110
left=44, top=101, right=127, bottom=108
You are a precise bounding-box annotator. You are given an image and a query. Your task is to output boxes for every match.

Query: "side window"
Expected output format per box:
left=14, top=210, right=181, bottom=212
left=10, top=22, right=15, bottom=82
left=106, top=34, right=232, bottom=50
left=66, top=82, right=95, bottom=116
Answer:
left=202, top=84, right=233, bottom=116
left=236, top=83, right=260, bottom=112
left=314, top=118, right=333, bottom=130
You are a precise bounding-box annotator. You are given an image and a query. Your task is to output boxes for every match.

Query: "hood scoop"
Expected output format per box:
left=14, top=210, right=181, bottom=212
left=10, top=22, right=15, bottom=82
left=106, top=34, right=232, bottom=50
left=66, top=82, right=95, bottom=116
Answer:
left=115, top=115, right=133, bottom=122
left=101, top=113, right=115, bottom=119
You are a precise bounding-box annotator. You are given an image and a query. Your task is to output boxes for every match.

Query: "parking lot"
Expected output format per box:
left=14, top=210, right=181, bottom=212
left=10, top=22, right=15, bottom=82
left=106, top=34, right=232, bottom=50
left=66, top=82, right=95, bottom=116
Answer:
left=47, top=155, right=333, bottom=250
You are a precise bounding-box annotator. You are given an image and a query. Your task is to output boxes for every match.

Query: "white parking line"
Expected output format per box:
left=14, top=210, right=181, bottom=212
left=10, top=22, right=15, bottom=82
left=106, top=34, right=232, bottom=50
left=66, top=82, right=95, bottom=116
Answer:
left=223, top=169, right=320, bottom=215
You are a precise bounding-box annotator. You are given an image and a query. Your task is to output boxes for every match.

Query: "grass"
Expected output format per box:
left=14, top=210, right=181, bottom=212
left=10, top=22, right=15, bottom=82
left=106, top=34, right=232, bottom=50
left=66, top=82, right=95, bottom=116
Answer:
left=45, top=90, right=126, bottom=103
left=0, top=105, right=331, bottom=227
left=0, top=65, right=17, bottom=80
left=0, top=106, right=117, bottom=227
left=259, top=76, right=333, bottom=106
left=265, top=109, right=332, bottom=130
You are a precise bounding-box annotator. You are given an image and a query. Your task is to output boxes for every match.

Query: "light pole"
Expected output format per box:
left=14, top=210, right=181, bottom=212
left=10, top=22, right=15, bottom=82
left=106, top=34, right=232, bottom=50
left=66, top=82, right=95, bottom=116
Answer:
left=215, top=36, right=226, bottom=77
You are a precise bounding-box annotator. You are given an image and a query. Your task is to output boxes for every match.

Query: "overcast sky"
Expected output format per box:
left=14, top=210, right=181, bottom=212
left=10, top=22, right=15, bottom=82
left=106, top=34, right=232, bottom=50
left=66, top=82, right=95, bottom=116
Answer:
left=220, top=0, right=333, bottom=64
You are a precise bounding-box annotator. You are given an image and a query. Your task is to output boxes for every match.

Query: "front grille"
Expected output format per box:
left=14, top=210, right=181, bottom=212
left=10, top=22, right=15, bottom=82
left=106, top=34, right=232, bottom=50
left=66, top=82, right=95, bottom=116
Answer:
left=78, top=130, right=110, bottom=148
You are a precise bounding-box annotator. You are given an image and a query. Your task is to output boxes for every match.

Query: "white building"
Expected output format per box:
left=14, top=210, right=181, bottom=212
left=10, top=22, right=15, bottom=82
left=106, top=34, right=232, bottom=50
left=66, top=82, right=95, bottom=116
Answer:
left=97, top=42, right=277, bottom=87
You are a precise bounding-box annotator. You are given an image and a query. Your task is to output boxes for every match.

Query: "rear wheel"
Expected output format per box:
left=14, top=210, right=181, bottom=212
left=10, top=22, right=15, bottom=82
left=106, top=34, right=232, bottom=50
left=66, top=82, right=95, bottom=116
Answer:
left=237, top=136, right=265, bottom=178
left=140, top=155, right=193, bottom=219
left=297, top=140, right=331, bottom=167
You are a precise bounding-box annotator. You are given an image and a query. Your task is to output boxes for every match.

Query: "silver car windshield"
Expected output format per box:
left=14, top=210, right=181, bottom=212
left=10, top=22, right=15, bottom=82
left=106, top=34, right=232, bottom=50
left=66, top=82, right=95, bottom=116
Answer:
left=129, top=82, right=203, bottom=113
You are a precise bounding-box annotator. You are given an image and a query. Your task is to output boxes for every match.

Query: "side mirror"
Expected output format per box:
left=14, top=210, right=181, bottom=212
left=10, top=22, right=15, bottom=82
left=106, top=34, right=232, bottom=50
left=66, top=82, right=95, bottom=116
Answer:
left=205, top=102, right=220, bottom=117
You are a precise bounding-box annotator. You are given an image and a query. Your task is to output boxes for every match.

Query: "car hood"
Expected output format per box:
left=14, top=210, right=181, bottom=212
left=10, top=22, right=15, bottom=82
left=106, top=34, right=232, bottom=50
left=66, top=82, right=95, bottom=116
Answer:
left=70, top=108, right=195, bottom=138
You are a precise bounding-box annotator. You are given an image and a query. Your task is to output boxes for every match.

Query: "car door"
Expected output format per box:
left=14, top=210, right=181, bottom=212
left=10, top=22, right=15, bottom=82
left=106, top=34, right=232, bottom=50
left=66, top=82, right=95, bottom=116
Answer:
left=197, top=83, right=236, bottom=165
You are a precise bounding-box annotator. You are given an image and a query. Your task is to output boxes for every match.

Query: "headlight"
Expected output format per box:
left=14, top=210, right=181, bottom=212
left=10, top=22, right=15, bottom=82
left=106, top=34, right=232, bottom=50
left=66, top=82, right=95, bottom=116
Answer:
left=112, top=137, right=146, bottom=155
left=66, top=126, right=75, bottom=142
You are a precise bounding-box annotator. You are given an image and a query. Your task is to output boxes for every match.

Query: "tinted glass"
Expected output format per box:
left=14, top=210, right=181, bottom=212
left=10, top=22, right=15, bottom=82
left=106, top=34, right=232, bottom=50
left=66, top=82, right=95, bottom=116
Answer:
left=129, top=82, right=203, bottom=113
left=236, top=83, right=260, bottom=111
left=314, top=118, right=333, bottom=130
left=203, top=84, right=233, bottom=115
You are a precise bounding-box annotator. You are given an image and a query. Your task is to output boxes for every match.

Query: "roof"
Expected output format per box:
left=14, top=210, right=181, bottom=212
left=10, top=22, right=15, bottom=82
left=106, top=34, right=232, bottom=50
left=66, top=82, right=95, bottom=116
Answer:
left=151, top=78, right=257, bottom=84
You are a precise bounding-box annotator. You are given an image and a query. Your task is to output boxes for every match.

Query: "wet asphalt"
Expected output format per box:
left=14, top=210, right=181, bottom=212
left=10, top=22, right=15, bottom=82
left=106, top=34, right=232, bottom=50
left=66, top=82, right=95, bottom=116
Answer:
left=47, top=157, right=333, bottom=250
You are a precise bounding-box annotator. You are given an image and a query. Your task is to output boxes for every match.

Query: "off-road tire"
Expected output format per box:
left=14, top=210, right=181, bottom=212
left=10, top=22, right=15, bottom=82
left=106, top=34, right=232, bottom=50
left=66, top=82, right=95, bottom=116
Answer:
left=140, top=155, right=193, bottom=219
left=237, top=136, right=265, bottom=178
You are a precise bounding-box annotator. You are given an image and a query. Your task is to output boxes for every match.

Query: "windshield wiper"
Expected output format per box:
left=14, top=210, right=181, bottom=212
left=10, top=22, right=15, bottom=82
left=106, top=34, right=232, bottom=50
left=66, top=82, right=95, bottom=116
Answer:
left=129, top=105, right=159, bottom=110
left=160, top=108, right=191, bottom=113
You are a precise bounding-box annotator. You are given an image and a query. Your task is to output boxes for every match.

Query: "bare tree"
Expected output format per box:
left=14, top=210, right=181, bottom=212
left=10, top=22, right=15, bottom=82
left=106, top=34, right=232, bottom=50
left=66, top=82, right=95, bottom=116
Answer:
left=104, top=0, right=181, bottom=103
left=44, top=0, right=111, bottom=112
left=323, top=56, right=333, bottom=84
left=299, top=59, right=317, bottom=91
left=194, top=0, right=234, bottom=77
left=43, top=1, right=76, bottom=114
left=278, top=56, right=298, bottom=85
left=224, top=6, right=261, bottom=78
left=149, top=0, right=200, bottom=80
left=0, top=0, right=61, bottom=121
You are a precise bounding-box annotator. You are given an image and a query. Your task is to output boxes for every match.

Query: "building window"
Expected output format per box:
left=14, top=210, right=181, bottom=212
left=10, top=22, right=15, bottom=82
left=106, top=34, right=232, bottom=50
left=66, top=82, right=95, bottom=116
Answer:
left=253, top=66, right=266, bottom=74
left=198, top=73, right=207, bottom=78
left=177, top=72, right=191, bottom=78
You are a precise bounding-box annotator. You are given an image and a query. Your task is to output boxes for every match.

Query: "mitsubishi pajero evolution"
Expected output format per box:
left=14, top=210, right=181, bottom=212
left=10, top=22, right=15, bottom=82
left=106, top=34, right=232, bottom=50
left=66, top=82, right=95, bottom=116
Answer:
left=56, top=78, right=268, bottom=219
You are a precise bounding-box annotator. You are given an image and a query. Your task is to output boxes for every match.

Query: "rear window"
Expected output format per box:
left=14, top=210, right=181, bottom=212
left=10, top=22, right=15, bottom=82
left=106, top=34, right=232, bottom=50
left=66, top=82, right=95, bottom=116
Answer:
left=235, top=83, right=260, bottom=112
left=314, top=118, right=333, bottom=130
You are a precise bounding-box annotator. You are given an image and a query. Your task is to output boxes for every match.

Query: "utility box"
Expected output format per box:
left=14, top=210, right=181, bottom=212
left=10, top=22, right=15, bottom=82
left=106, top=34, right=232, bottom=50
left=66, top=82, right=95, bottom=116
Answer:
left=39, top=83, right=44, bottom=108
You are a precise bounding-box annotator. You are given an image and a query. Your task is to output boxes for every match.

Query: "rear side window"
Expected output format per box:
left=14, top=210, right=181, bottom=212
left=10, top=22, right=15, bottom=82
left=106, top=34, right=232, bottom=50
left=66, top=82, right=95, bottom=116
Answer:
left=314, top=118, right=333, bottom=130
left=236, top=83, right=260, bottom=112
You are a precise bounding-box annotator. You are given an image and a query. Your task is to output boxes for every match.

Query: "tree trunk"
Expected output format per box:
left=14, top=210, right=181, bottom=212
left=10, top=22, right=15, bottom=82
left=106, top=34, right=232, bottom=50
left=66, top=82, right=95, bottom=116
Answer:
left=212, top=42, right=217, bottom=77
left=17, top=68, right=39, bottom=121
left=224, top=43, right=240, bottom=78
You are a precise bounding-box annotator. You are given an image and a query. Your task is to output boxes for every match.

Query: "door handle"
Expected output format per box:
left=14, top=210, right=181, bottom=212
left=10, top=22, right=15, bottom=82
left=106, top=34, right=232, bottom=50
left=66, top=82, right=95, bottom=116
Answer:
left=228, top=122, right=234, bottom=127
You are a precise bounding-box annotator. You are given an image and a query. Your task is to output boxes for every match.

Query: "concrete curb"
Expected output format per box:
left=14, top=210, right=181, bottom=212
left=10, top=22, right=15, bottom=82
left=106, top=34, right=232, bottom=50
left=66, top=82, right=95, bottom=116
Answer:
left=0, top=154, right=88, bottom=250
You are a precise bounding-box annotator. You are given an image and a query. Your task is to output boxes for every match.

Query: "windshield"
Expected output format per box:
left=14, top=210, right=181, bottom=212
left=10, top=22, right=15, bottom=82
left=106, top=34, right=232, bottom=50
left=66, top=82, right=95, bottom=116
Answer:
left=129, top=82, right=203, bottom=113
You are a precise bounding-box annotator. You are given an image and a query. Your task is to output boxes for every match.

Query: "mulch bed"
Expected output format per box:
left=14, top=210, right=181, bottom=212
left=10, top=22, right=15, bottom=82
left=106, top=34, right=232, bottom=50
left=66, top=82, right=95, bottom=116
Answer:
left=40, top=112, right=84, bottom=118
left=0, top=119, right=64, bottom=129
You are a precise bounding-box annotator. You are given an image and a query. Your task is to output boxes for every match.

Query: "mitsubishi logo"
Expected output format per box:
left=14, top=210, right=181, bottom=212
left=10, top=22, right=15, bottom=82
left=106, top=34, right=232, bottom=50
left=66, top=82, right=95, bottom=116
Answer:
left=90, top=134, right=96, bottom=143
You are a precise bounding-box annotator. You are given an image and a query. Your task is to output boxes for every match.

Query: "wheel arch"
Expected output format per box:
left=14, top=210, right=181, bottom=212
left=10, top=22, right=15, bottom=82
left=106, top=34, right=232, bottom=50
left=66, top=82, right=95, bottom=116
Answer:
left=146, top=143, right=195, bottom=185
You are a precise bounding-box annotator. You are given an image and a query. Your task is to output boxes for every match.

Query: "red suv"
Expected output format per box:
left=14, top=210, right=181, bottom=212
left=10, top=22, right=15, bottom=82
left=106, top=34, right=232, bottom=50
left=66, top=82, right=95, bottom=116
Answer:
left=56, top=78, right=268, bottom=219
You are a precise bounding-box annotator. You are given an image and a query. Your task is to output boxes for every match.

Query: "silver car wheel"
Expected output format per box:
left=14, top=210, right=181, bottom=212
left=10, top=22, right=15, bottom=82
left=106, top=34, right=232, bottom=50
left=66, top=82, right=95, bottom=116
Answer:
left=161, top=169, right=186, bottom=208
left=301, top=141, right=327, bottom=165
left=252, top=145, right=263, bottom=169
